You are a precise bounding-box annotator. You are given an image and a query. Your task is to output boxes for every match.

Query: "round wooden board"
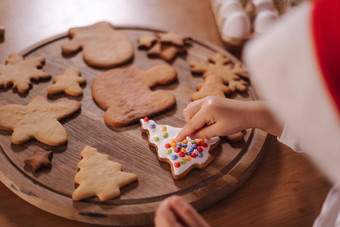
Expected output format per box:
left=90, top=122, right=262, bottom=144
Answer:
left=0, top=26, right=267, bottom=226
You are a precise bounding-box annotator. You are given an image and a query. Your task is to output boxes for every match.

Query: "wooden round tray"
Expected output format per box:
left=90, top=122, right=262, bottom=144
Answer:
left=0, top=26, right=267, bottom=226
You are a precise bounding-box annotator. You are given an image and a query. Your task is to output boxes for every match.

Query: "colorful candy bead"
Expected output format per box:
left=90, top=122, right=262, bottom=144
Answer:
left=179, top=152, right=185, bottom=157
left=199, top=138, right=204, bottom=142
left=150, top=123, right=156, bottom=129
left=185, top=151, right=191, bottom=156
left=171, top=143, right=177, bottom=148
left=196, top=141, right=202, bottom=146
left=192, top=144, right=198, bottom=149
left=143, top=117, right=149, bottom=122
left=171, top=155, right=178, bottom=160
left=166, top=149, right=172, bottom=155
left=174, top=148, right=180, bottom=153
left=165, top=143, right=171, bottom=149
left=198, top=153, right=203, bottom=158
left=182, top=144, right=188, bottom=148
left=185, top=156, right=192, bottom=161
left=163, top=132, right=168, bottom=138
left=180, top=147, right=186, bottom=152
left=182, top=139, right=188, bottom=144
left=176, top=143, right=182, bottom=149
left=161, top=126, right=167, bottom=131
left=170, top=138, right=176, bottom=143
left=197, top=147, right=203, bottom=153
left=180, top=159, right=186, bottom=164
left=190, top=140, right=196, bottom=144
left=191, top=153, right=197, bottom=158
left=174, top=162, right=180, bottom=168
left=153, top=136, right=159, bottom=142
left=202, top=143, right=208, bottom=148
left=188, top=147, right=194, bottom=153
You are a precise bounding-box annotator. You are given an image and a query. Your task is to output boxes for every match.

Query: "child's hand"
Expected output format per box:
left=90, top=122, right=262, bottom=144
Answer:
left=175, top=96, right=282, bottom=142
left=154, top=195, right=210, bottom=227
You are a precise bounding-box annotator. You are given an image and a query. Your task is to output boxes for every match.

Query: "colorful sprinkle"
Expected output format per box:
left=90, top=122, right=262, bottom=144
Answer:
left=188, top=147, right=194, bottom=153
left=190, top=140, right=196, bottom=144
left=166, top=149, right=172, bottom=155
left=179, top=152, right=185, bottom=157
left=192, top=144, right=198, bottom=149
left=197, top=147, right=203, bottom=152
left=163, top=132, right=168, bottom=138
left=170, top=138, right=176, bottom=143
left=199, top=138, right=204, bottom=142
left=174, top=162, right=180, bottom=168
left=176, top=143, right=182, bottom=149
left=180, top=159, right=186, bottom=164
left=185, top=151, right=191, bottom=156
left=171, top=143, right=177, bottom=148
left=161, top=126, right=167, bottom=131
left=150, top=123, right=156, bottom=129
left=143, top=117, right=149, bottom=122
left=196, top=141, right=202, bottom=146
left=185, top=156, right=192, bottom=161
left=198, top=153, right=203, bottom=158
left=165, top=143, right=171, bottom=149
left=182, top=139, right=188, bottom=144
left=191, top=153, right=197, bottom=158
left=153, top=136, right=159, bottom=142
left=171, top=155, right=178, bottom=160
left=180, top=147, right=186, bottom=152
left=182, top=144, right=187, bottom=148
left=174, top=148, right=180, bottom=153
left=202, top=143, right=208, bottom=148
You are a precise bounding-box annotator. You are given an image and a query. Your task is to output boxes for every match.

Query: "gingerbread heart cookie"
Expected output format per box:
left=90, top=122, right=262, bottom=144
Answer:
left=72, top=145, right=138, bottom=201
left=92, top=65, right=177, bottom=127
left=0, top=53, right=50, bottom=93
left=61, top=22, right=134, bottom=68
left=0, top=96, right=81, bottom=146
left=140, top=118, right=220, bottom=180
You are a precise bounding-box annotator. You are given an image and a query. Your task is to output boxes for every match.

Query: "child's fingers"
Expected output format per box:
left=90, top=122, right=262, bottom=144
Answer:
left=193, top=123, right=219, bottom=139
left=154, top=197, right=183, bottom=227
left=169, top=196, right=210, bottom=227
left=175, top=109, right=208, bottom=142
left=183, top=98, right=205, bottom=122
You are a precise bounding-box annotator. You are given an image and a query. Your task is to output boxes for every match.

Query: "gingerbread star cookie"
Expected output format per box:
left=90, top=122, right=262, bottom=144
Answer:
left=0, top=96, right=81, bottom=145
left=72, top=145, right=138, bottom=201
left=92, top=65, right=177, bottom=127
left=0, top=53, right=50, bottom=93
left=47, top=67, right=86, bottom=96
left=191, top=53, right=249, bottom=100
left=140, top=118, right=220, bottom=180
left=61, top=21, right=134, bottom=68
left=24, top=150, right=53, bottom=172
left=138, top=32, right=190, bottom=62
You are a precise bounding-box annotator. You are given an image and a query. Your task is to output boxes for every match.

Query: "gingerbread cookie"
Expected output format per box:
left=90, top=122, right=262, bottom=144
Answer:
left=72, top=145, right=138, bottom=201
left=190, top=53, right=248, bottom=100
left=0, top=96, right=81, bottom=145
left=140, top=118, right=220, bottom=180
left=138, top=32, right=190, bottom=62
left=192, top=75, right=231, bottom=101
left=24, top=150, right=53, bottom=173
left=61, top=22, right=134, bottom=68
left=92, top=65, right=177, bottom=127
left=47, top=67, right=86, bottom=96
left=0, top=53, right=50, bottom=93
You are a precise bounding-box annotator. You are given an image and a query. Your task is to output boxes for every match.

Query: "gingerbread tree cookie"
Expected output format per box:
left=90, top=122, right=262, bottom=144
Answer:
left=0, top=53, right=50, bottom=93
left=47, top=67, right=86, bottom=96
left=140, top=118, right=220, bottom=180
left=92, top=65, right=177, bottom=127
left=0, top=96, right=81, bottom=145
left=191, top=53, right=249, bottom=100
left=72, top=145, right=138, bottom=201
left=61, top=22, right=134, bottom=68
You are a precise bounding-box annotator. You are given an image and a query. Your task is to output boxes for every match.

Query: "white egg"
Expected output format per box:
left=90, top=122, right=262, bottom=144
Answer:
left=222, top=12, right=251, bottom=38
left=253, top=0, right=275, bottom=13
left=254, top=10, right=279, bottom=34
left=218, top=0, right=243, bottom=19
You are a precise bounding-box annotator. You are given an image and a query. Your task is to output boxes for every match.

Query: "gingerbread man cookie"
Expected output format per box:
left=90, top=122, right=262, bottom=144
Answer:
left=140, top=118, right=220, bottom=180
left=47, top=67, right=86, bottom=96
left=0, top=53, right=50, bottom=93
left=92, top=65, right=177, bottom=127
left=61, top=22, right=134, bottom=68
left=72, top=145, right=138, bottom=201
left=0, top=96, right=81, bottom=145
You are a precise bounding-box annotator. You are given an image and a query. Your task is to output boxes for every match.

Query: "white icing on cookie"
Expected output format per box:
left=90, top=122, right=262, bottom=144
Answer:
left=140, top=118, right=220, bottom=177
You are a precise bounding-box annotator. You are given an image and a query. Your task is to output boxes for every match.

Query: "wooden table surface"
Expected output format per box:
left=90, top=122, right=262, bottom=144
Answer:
left=0, top=0, right=331, bottom=226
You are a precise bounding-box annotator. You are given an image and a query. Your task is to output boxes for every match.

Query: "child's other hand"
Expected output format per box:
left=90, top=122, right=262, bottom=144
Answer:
left=154, top=195, right=210, bottom=227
